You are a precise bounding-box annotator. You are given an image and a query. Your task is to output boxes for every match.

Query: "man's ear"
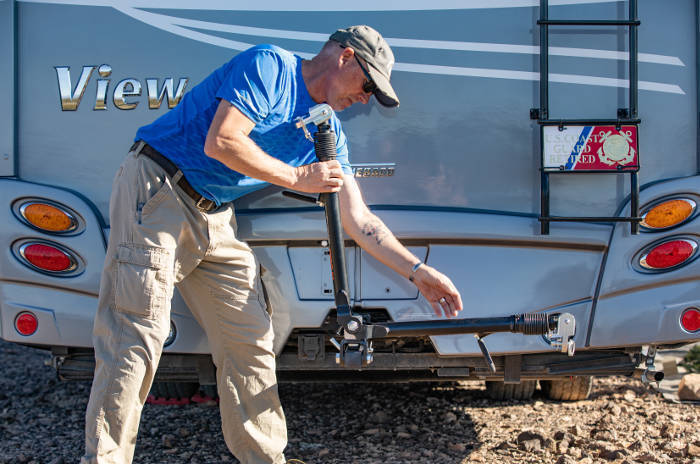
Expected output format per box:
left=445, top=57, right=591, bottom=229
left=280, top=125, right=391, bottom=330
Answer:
left=338, top=47, right=355, bottom=67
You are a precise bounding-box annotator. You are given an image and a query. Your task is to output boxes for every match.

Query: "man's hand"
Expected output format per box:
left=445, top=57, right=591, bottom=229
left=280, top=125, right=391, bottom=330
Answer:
left=292, top=160, right=345, bottom=193
left=411, top=265, right=463, bottom=318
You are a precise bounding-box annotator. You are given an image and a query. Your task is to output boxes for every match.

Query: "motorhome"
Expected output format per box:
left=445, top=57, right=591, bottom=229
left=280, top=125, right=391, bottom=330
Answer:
left=1, top=0, right=698, bottom=401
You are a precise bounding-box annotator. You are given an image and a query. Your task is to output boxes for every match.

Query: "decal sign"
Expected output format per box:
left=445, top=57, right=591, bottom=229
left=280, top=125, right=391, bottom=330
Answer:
left=55, top=65, right=189, bottom=111
left=543, top=125, right=639, bottom=172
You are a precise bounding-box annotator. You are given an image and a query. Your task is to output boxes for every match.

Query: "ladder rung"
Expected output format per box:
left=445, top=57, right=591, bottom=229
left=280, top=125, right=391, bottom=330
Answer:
left=537, top=119, right=641, bottom=126
left=537, top=19, right=640, bottom=26
left=539, top=217, right=642, bottom=223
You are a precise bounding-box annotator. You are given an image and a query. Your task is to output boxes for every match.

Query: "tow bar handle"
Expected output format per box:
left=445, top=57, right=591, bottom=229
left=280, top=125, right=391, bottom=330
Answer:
left=293, top=104, right=577, bottom=371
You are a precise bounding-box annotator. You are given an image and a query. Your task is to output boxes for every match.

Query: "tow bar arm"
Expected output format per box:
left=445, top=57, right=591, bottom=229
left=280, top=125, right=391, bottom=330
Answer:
left=292, top=104, right=577, bottom=372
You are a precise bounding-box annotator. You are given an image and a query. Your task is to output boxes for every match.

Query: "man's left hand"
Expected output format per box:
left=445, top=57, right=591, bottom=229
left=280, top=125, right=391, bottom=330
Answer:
left=412, top=265, right=463, bottom=318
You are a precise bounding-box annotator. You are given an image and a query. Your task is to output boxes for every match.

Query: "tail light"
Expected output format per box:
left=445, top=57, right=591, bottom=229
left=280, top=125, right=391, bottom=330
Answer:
left=12, top=199, right=83, bottom=235
left=164, top=321, right=177, bottom=347
left=15, top=312, right=38, bottom=336
left=22, top=243, right=74, bottom=271
left=12, top=239, right=84, bottom=276
left=635, top=237, right=698, bottom=272
left=641, top=197, right=697, bottom=231
left=681, top=308, right=700, bottom=333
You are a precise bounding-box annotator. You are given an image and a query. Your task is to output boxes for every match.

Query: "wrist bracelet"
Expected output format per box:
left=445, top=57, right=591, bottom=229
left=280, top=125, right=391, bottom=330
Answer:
left=408, top=261, right=423, bottom=282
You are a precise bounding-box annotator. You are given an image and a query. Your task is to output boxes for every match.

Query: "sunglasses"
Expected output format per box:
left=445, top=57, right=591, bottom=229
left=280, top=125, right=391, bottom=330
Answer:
left=353, top=55, right=378, bottom=95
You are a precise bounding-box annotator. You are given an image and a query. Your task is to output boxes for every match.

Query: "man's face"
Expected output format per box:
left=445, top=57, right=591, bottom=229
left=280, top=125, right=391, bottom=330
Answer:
left=326, top=50, right=373, bottom=112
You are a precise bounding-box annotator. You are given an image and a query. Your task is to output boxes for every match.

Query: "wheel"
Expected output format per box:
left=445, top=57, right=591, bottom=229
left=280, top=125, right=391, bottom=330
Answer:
left=485, top=380, right=537, bottom=400
left=540, top=376, right=593, bottom=401
left=149, top=381, right=199, bottom=399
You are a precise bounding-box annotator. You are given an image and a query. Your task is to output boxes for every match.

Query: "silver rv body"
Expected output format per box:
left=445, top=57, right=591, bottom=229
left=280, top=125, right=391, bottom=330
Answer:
left=0, top=0, right=698, bottom=384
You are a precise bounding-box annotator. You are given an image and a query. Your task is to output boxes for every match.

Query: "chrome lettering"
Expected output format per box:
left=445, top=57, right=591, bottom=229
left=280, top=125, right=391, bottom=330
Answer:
left=146, top=78, right=189, bottom=109
left=55, top=66, right=95, bottom=111
left=113, top=79, right=142, bottom=110
left=352, top=165, right=396, bottom=178
left=94, top=64, right=112, bottom=110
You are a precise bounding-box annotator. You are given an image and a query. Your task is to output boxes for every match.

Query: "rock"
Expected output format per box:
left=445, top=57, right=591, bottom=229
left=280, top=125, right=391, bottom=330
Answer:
left=567, top=446, right=582, bottom=459
left=558, top=439, right=570, bottom=454
left=444, top=411, right=457, bottom=422
left=469, top=452, right=485, bottom=462
left=678, top=374, right=700, bottom=401
left=623, top=390, right=637, bottom=402
left=162, top=434, right=176, bottom=448
left=591, top=429, right=617, bottom=442
left=666, top=440, right=685, bottom=451
left=177, top=427, right=190, bottom=438
left=364, top=428, right=380, bottom=435
left=520, top=439, right=541, bottom=452
left=318, top=449, right=329, bottom=457
left=396, top=432, right=411, bottom=439
left=555, top=456, right=576, bottom=464
left=660, top=423, right=680, bottom=439
left=448, top=443, right=466, bottom=453
left=604, top=400, right=621, bottom=416
left=517, top=430, right=546, bottom=444
left=635, top=453, right=657, bottom=462
left=629, top=440, right=650, bottom=452
left=689, top=443, right=700, bottom=457
left=569, top=424, right=583, bottom=437
left=544, top=437, right=556, bottom=452
left=599, top=449, right=625, bottom=461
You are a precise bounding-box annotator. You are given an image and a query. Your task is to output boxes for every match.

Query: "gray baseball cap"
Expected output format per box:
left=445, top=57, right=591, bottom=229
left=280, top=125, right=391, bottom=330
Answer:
left=329, top=25, right=400, bottom=108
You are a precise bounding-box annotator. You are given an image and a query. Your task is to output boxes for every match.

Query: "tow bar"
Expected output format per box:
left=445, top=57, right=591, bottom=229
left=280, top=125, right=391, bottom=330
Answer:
left=288, top=104, right=576, bottom=371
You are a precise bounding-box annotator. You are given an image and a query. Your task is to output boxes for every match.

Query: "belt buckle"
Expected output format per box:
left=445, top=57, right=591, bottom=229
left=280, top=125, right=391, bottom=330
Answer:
left=196, top=196, right=212, bottom=212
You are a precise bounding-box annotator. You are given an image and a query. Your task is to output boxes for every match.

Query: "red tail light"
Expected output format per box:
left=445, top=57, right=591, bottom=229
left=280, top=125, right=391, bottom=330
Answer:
left=681, top=308, right=700, bottom=333
left=639, top=238, right=697, bottom=271
left=15, top=312, right=38, bottom=336
left=22, top=243, right=72, bottom=271
left=12, top=240, right=83, bottom=276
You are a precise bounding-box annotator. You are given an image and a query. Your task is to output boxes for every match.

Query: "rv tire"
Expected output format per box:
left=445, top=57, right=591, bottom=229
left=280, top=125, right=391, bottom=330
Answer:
left=540, top=376, right=593, bottom=401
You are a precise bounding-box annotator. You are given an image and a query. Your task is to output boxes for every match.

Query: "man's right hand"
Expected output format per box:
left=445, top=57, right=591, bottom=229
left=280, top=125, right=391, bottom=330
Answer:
left=292, top=160, right=345, bottom=193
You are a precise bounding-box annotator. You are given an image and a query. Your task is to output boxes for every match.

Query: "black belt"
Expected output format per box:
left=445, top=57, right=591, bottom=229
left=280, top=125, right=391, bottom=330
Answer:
left=130, top=141, right=217, bottom=212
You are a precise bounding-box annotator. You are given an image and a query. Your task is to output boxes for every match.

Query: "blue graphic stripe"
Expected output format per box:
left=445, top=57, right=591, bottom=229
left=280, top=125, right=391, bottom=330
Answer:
left=564, top=126, right=592, bottom=170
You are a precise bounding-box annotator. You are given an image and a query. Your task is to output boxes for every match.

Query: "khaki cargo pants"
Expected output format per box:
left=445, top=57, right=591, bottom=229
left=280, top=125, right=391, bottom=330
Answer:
left=82, top=147, right=287, bottom=463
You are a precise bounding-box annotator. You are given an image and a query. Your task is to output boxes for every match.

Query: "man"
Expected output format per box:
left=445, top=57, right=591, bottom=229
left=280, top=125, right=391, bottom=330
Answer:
left=82, top=25, right=463, bottom=464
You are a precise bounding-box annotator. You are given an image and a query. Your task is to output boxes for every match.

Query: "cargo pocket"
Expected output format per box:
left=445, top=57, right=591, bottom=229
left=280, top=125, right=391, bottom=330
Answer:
left=114, top=244, right=174, bottom=320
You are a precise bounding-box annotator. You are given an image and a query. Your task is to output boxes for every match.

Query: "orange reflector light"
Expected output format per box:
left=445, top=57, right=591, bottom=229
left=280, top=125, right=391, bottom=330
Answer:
left=681, top=308, right=700, bottom=332
left=15, top=312, right=38, bottom=336
left=21, top=203, right=74, bottom=232
left=641, top=199, right=696, bottom=230
left=22, top=243, right=72, bottom=272
left=640, top=239, right=697, bottom=270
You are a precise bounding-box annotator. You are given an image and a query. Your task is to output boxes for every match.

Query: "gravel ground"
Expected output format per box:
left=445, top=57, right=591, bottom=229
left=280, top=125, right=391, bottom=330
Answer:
left=1, top=339, right=698, bottom=464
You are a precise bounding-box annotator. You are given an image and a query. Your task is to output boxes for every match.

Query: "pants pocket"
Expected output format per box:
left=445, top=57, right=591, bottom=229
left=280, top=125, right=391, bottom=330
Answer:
left=114, top=244, right=173, bottom=320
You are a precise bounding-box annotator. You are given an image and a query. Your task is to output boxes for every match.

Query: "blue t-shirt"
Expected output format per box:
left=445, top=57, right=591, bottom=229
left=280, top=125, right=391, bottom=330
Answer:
left=136, top=45, right=351, bottom=205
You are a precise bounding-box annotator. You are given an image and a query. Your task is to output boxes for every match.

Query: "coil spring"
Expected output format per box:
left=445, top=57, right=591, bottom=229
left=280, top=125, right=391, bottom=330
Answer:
left=314, top=129, right=337, bottom=162
left=513, top=313, right=554, bottom=335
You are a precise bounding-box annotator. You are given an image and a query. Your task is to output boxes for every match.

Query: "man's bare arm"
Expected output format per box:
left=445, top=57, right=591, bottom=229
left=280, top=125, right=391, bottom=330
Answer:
left=339, top=175, right=463, bottom=317
left=204, top=100, right=344, bottom=193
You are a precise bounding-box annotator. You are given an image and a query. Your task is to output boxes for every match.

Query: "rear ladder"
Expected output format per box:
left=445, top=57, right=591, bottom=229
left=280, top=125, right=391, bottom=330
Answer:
left=531, top=0, right=642, bottom=235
